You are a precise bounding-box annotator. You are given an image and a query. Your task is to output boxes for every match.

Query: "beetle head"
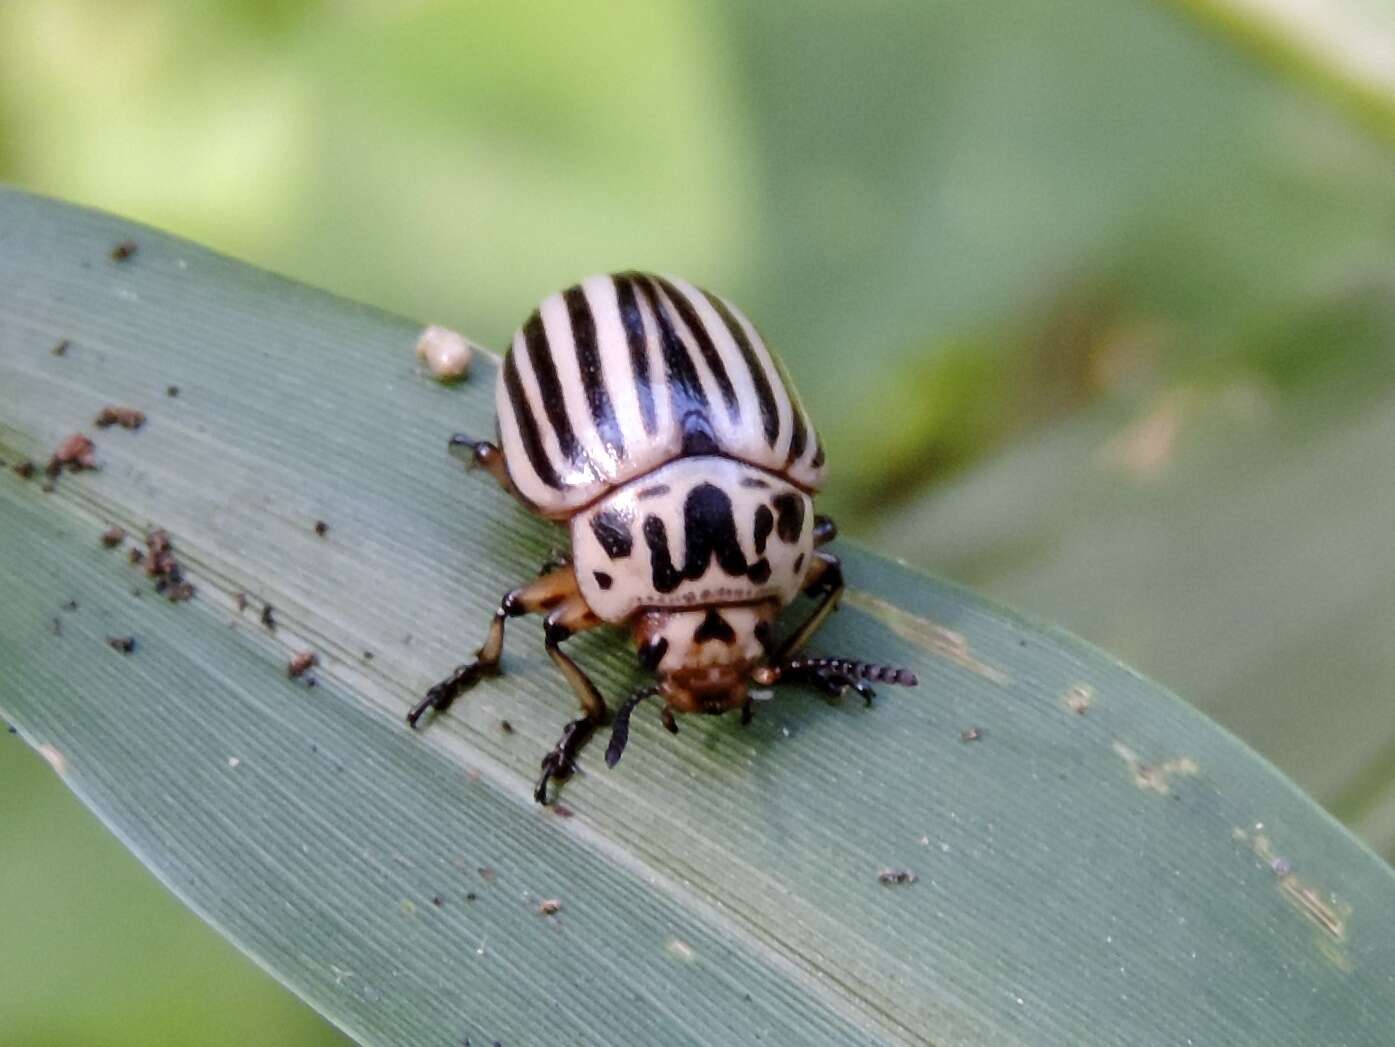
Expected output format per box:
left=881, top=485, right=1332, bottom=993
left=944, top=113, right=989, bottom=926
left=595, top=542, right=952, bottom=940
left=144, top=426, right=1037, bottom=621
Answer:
left=631, top=603, right=778, bottom=715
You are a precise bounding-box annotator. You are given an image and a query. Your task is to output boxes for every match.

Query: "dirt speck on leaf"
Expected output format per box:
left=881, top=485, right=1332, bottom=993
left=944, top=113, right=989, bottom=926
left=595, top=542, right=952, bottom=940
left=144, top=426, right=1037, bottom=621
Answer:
left=261, top=603, right=276, bottom=630
left=1113, top=741, right=1198, bottom=796
left=1064, top=683, right=1094, bottom=715
left=107, top=635, right=136, bottom=654
left=1233, top=825, right=1353, bottom=970
left=49, top=433, right=96, bottom=473
left=288, top=650, right=318, bottom=679
left=13, top=461, right=36, bottom=480
left=537, top=899, right=561, bottom=916
left=877, top=868, right=918, bottom=886
left=415, top=324, right=474, bottom=381
left=110, top=239, right=138, bottom=261
left=665, top=938, right=695, bottom=962
left=314, top=520, right=328, bottom=537
left=51, top=338, right=70, bottom=356
left=95, top=405, right=145, bottom=430
left=960, top=726, right=983, bottom=743
left=101, top=526, right=126, bottom=548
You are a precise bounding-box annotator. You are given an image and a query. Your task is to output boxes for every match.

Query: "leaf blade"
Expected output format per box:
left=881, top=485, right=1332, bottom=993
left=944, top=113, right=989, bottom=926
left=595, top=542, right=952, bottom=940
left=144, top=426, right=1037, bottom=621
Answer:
left=3, top=187, right=1395, bottom=1046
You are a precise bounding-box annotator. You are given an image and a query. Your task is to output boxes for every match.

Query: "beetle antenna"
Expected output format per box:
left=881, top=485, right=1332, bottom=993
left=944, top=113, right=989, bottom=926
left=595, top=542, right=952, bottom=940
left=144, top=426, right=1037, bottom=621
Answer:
left=605, top=685, right=659, bottom=768
left=767, top=656, right=917, bottom=707
left=785, top=657, right=918, bottom=687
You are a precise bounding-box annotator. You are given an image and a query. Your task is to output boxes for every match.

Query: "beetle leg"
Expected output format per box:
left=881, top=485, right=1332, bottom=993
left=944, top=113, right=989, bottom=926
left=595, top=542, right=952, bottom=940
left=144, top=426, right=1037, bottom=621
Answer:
left=753, top=555, right=918, bottom=702
left=770, top=552, right=844, bottom=663
left=448, top=433, right=512, bottom=493
left=408, top=564, right=579, bottom=729
left=534, top=596, right=606, bottom=804
left=812, top=514, right=838, bottom=547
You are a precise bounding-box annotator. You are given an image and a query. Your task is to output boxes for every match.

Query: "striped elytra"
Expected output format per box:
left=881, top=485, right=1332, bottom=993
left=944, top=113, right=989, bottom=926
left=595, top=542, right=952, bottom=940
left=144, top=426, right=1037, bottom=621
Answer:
left=495, top=272, right=825, bottom=517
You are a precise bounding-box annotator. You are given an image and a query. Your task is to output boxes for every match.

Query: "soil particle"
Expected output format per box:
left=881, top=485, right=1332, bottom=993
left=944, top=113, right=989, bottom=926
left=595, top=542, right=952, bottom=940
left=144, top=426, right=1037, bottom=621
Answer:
left=877, top=868, right=918, bottom=886
left=49, top=433, right=96, bottom=473
left=101, top=526, right=126, bottom=548
left=107, top=635, right=136, bottom=654
left=537, top=899, right=561, bottom=916
left=110, top=239, right=138, bottom=261
left=314, top=520, right=328, bottom=537
left=960, top=726, right=983, bottom=743
left=51, top=339, right=70, bottom=357
left=260, top=603, right=276, bottom=630
left=13, top=461, right=36, bottom=479
left=95, top=405, right=146, bottom=430
left=288, top=650, right=318, bottom=678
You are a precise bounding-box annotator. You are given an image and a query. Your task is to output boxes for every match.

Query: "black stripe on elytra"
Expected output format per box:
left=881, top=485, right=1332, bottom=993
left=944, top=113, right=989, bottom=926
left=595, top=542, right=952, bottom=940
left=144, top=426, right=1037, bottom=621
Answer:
left=656, top=277, right=739, bottom=423
left=522, top=310, right=587, bottom=472
left=564, top=285, right=625, bottom=460
left=502, top=352, right=561, bottom=488
left=637, top=484, right=670, bottom=500
left=773, top=493, right=805, bottom=543
left=753, top=505, right=773, bottom=556
left=768, top=351, right=809, bottom=466
left=590, top=507, right=633, bottom=559
left=786, top=401, right=808, bottom=465
left=613, top=274, right=657, bottom=436
left=811, top=439, right=825, bottom=469
left=633, top=275, right=709, bottom=418
left=694, top=609, right=736, bottom=645
left=703, top=290, right=780, bottom=446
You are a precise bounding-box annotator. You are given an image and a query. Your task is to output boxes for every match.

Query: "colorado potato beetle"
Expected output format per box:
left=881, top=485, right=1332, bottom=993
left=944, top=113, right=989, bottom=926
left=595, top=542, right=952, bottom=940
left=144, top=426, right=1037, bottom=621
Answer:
left=410, top=272, right=916, bottom=802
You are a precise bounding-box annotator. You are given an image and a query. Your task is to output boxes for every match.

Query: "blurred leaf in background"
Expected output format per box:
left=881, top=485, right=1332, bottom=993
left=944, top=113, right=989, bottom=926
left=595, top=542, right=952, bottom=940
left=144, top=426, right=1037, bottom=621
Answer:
left=3, top=0, right=1395, bottom=1042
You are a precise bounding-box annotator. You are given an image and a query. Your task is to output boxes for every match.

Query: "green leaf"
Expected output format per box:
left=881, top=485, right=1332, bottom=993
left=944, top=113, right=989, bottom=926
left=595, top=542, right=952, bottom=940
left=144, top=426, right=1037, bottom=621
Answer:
left=1166, top=0, right=1395, bottom=148
left=3, top=188, right=1394, bottom=1045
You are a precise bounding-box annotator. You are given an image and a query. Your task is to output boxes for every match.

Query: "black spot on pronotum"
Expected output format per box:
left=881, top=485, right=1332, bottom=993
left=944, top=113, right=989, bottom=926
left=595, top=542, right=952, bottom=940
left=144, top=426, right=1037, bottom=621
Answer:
left=593, top=571, right=613, bottom=590
left=590, top=508, right=633, bottom=559
left=682, top=484, right=749, bottom=579
left=694, top=609, right=736, bottom=644
left=747, top=559, right=771, bottom=584
left=773, top=493, right=805, bottom=543
left=643, top=515, right=684, bottom=593
left=752, top=505, right=773, bottom=556
left=740, top=475, right=770, bottom=489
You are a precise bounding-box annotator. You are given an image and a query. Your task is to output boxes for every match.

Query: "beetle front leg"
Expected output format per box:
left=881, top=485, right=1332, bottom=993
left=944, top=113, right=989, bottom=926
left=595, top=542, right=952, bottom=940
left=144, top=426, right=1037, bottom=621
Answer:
left=770, top=552, right=845, bottom=663
left=534, top=596, right=606, bottom=804
left=407, top=563, right=579, bottom=729
left=754, top=552, right=917, bottom=702
left=448, top=433, right=513, bottom=494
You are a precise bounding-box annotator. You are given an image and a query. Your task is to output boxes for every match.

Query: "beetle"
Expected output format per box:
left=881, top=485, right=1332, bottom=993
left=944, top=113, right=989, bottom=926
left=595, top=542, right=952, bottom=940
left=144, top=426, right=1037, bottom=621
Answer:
left=409, top=272, right=916, bottom=803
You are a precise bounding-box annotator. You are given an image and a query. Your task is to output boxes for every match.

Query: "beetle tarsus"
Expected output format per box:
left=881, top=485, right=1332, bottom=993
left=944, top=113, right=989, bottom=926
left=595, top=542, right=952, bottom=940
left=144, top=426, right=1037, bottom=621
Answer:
left=408, top=658, right=498, bottom=728
left=535, top=715, right=598, bottom=804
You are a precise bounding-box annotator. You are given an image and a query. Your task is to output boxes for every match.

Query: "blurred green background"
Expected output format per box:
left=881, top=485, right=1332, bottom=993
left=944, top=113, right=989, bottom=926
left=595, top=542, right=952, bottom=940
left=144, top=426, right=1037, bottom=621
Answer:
left=3, top=0, right=1394, bottom=1042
